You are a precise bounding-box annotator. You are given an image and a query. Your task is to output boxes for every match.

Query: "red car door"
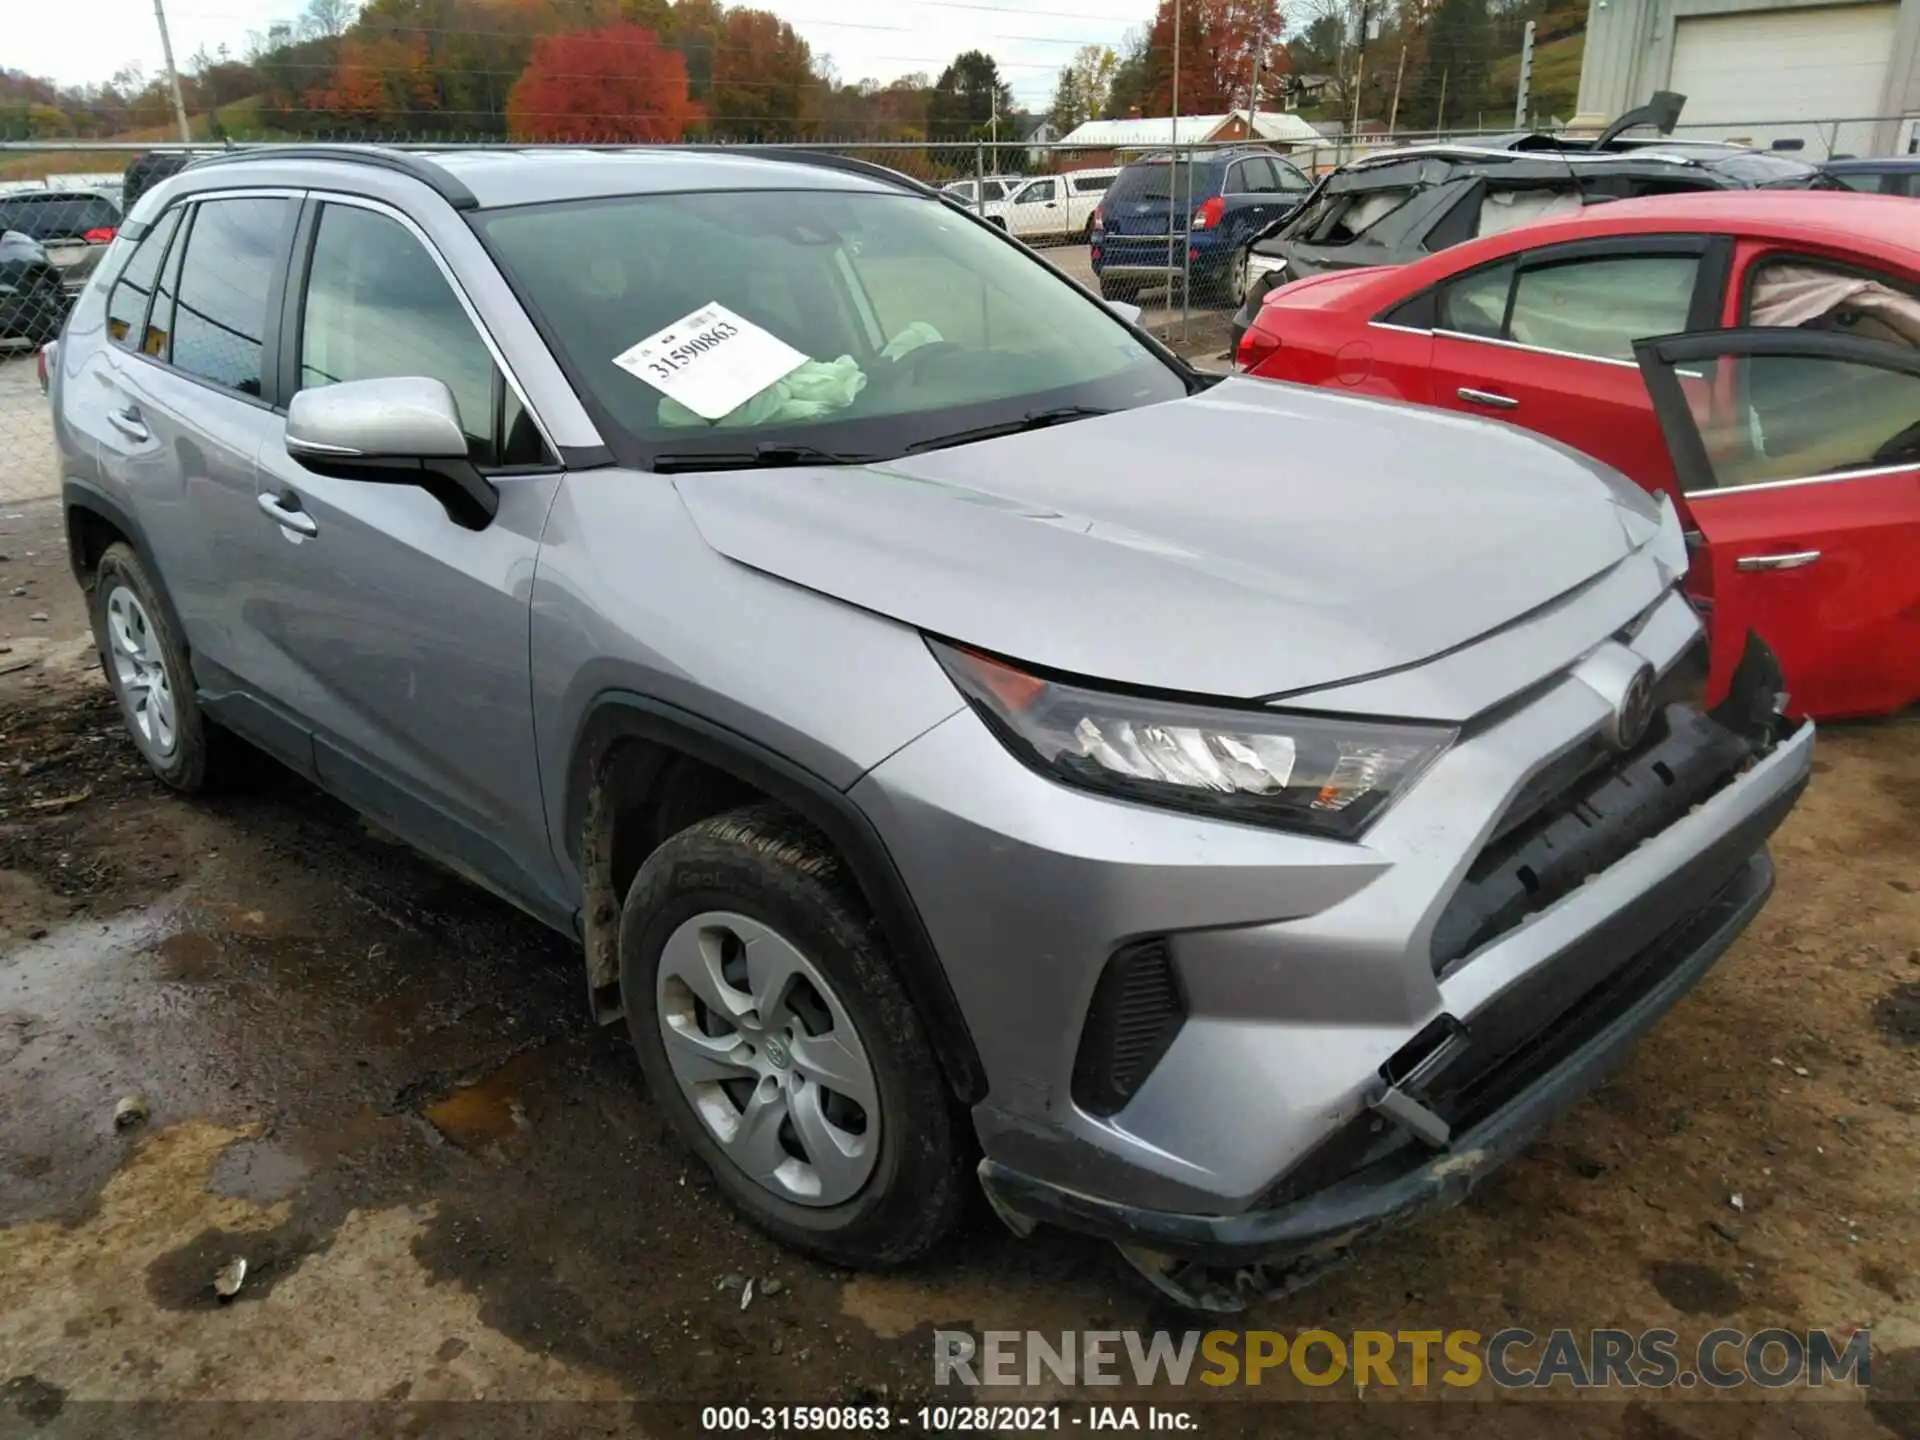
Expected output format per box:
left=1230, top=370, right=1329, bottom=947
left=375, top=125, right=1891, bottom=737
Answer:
left=1427, top=237, right=1726, bottom=509
left=1635, top=327, right=1920, bottom=721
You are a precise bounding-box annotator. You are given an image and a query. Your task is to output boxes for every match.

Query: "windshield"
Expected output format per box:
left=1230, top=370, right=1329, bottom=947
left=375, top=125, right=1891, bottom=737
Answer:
left=477, top=189, right=1188, bottom=467
left=1107, top=161, right=1215, bottom=204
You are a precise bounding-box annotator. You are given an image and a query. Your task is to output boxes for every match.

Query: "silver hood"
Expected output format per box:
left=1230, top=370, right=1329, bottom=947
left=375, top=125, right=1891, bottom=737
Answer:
left=673, top=377, right=1664, bottom=700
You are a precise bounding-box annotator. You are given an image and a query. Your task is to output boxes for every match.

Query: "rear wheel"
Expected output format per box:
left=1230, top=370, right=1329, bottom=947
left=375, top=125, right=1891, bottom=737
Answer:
left=89, top=542, right=235, bottom=792
left=1228, top=247, right=1252, bottom=306
left=621, top=803, right=967, bottom=1267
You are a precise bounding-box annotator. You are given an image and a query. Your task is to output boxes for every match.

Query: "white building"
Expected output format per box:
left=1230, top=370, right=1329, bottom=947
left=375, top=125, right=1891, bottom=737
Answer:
left=1056, top=110, right=1323, bottom=153
left=1573, top=0, right=1920, bottom=157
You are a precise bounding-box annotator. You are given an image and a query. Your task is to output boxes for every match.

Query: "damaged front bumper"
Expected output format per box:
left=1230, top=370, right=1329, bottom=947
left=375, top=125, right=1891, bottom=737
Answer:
left=971, top=639, right=1811, bottom=1310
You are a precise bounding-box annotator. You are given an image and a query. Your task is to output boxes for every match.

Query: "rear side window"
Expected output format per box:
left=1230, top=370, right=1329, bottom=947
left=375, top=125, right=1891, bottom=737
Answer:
left=1508, top=255, right=1699, bottom=360
left=1440, top=252, right=1700, bottom=361
left=105, top=207, right=182, bottom=350
left=1070, top=174, right=1114, bottom=194
left=166, top=196, right=296, bottom=397
left=299, top=202, right=543, bottom=467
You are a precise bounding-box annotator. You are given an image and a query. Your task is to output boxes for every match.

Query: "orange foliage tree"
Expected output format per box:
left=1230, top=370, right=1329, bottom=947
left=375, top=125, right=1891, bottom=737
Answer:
left=307, top=35, right=439, bottom=127
left=1143, top=0, right=1286, bottom=115
left=505, top=23, right=701, bottom=141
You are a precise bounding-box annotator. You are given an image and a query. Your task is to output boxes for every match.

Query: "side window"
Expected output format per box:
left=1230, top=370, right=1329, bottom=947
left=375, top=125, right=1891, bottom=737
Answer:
left=143, top=204, right=193, bottom=359
left=1072, top=174, right=1114, bottom=195
left=1831, top=172, right=1879, bottom=193
left=1744, top=255, right=1920, bottom=347
left=1015, top=179, right=1057, bottom=204
left=1439, top=261, right=1515, bottom=338
left=1690, top=353, right=1920, bottom=489
left=299, top=202, right=539, bottom=467
left=981, top=181, right=1007, bottom=201
left=169, top=196, right=296, bottom=396
left=1274, top=158, right=1311, bottom=192
left=105, top=207, right=182, bottom=350
left=1506, top=254, right=1700, bottom=361
left=1245, top=159, right=1286, bottom=194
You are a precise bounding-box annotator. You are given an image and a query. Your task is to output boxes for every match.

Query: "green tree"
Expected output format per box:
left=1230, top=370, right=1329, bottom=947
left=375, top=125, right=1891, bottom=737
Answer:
left=927, top=50, right=1013, bottom=142
left=1048, top=43, right=1116, bottom=133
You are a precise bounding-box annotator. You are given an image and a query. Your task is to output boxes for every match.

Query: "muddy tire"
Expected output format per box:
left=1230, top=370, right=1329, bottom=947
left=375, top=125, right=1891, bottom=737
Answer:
left=89, top=542, right=236, bottom=793
left=620, top=802, right=967, bottom=1267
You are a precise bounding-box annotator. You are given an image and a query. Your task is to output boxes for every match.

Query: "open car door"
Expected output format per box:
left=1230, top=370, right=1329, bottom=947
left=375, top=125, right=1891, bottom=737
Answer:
left=1634, top=327, right=1920, bottom=721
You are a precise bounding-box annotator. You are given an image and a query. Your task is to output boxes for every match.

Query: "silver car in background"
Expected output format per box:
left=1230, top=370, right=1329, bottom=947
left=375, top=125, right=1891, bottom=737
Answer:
left=48, top=145, right=1811, bottom=1310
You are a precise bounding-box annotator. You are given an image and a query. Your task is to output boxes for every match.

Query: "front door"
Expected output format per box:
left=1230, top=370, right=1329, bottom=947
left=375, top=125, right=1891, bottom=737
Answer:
left=1635, top=327, right=1920, bottom=720
left=249, top=196, right=568, bottom=913
left=1004, top=177, right=1063, bottom=239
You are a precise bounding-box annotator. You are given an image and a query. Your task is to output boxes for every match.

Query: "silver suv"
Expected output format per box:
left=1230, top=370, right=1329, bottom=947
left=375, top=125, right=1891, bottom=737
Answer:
left=49, top=146, right=1812, bottom=1310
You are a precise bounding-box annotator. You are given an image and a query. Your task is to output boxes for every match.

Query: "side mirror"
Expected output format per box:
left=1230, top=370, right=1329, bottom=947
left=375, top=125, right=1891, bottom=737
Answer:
left=1105, top=299, right=1143, bottom=326
left=285, top=376, right=497, bottom=526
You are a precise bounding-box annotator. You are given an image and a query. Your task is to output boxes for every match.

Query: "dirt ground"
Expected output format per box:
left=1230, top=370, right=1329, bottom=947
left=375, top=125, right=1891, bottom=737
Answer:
left=1, top=492, right=1916, bottom=1438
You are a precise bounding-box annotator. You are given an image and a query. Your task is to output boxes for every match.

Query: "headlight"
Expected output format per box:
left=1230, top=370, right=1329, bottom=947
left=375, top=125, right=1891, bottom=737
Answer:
left=931, top=642, right=1456, bottom=840
left=1248, top=254, right=1288, bottom=280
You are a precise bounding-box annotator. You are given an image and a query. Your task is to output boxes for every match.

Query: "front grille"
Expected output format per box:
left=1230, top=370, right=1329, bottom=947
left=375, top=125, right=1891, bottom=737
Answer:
left=1429, top=703, right=1753, bottom=973
left=1071, top=939, right=1187, bottom=1118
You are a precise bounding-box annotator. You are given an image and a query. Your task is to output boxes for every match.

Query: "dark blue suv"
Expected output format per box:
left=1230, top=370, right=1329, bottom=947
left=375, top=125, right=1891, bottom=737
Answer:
left=1091, top=147, right=1312, bottom=305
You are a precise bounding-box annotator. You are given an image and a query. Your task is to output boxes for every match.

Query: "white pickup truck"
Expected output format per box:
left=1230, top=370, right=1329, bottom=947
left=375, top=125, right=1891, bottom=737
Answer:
left=983, top=169, right=1121, bottom=243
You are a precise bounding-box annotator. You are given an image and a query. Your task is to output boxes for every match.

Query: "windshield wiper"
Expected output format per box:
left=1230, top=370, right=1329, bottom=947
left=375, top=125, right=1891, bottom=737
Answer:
left=651, top=441, right=886, bottom=474
left=902, top=405, right=1112, bottom=456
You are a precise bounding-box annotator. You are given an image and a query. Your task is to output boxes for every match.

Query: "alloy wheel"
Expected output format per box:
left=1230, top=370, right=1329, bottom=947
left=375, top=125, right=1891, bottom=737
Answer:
left=655, top=911, right=881, bottom=1206
left=104, top=584, right=178, bottom=761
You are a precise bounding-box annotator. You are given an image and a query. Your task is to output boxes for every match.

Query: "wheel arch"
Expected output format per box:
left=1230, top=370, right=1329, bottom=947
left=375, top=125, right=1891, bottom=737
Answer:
left=61, top=478, right=191, bottom=646
left=566, top=691, right=988, bottom=1105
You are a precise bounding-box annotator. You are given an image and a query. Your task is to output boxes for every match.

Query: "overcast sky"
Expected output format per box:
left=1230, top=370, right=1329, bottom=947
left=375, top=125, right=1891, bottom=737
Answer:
left=13, top=0, right=1164, bottom=111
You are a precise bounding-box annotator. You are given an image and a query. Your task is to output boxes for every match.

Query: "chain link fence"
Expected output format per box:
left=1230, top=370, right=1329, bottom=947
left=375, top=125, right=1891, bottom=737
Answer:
left=0, top=118, right=1907, bottom=503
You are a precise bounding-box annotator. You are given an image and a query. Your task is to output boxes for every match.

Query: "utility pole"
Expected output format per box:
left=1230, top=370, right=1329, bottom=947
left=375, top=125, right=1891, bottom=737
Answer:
left=1388, top=44, right=1407, bottom=135
left=153, top=0, right=193, bottom=144
left=1513, top=19, right=1536, bottom=127
left=1349, top=0, right=1370, bottom=138
left=1245, top=4, right=1265, bottom=135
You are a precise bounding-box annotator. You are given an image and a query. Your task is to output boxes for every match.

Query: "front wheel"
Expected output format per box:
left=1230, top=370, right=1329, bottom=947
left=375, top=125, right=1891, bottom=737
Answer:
left=620, top=803, right=968, bottom=1267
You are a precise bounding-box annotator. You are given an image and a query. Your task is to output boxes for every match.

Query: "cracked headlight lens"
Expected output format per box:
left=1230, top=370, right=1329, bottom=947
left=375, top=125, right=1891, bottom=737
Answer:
left=931, top=641, right=1456, bottom=840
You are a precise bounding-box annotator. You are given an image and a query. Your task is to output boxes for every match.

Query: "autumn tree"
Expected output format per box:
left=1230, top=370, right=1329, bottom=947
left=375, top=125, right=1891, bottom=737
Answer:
left=505, top=23, right=700, bottom=140
left=1047, top=44, right=1116, bottom=133
left=1141, top=0, right=1285, bottom=115
left=307, top=34, right=437, bottom=128
left=709, top=8, right=813, bottom=138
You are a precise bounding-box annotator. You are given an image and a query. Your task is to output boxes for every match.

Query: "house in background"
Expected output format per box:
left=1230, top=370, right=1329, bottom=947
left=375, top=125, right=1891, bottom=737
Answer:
left=1054, top=110, right=1323, bottom=166
left=1573, top=0, right=1920, bottom=157
left=1013, top=115, right=1061, bottom=170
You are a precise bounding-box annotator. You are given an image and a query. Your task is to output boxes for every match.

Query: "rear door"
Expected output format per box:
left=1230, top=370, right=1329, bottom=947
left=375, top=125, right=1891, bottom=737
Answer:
left=1635, top=327, right=1920, bottom=719
left=93, top=192, right=305, bottom=753
left=1427, top=236, right=1725, bottom=507
left=1220, top=157, right=1306, bottom=248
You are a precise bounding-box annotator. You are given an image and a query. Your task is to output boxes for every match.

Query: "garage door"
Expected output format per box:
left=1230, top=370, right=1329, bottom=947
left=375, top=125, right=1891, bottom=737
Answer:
left=1668, top=4, right=1898, bottom=159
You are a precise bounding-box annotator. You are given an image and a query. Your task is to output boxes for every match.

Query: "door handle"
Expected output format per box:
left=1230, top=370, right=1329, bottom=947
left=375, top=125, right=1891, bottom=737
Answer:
left=108, top=407, right=149, bottom=441
left=257, top=491, right=319, bottom=537
left=1733, top=549, right=1821, bottom=572
left=1457, top=387, right=1519, bottom=410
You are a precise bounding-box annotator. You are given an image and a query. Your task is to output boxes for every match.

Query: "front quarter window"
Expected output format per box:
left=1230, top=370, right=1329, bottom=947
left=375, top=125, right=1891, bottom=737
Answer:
left=477, top=188, right=1187, bottom=466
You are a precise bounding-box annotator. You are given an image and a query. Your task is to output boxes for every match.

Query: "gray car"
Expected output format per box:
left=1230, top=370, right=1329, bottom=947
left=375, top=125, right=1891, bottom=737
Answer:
left=48, top=145, right=1812, bottom=1311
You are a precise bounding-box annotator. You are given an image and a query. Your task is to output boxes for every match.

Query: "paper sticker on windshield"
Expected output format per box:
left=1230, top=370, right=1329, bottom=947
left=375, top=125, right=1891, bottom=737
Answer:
left=611, top=303, right=808, bottom=421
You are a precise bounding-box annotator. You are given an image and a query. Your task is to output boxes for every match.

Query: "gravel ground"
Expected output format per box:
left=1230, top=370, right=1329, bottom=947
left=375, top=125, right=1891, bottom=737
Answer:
left=1, top=410, right=1916, bottom=1432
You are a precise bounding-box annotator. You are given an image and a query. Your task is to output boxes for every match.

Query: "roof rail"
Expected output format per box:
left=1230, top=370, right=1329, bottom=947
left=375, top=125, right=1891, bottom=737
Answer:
left=677, top=145, right=939, bottom=198
left=185, top=144, right=479, bottom=210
